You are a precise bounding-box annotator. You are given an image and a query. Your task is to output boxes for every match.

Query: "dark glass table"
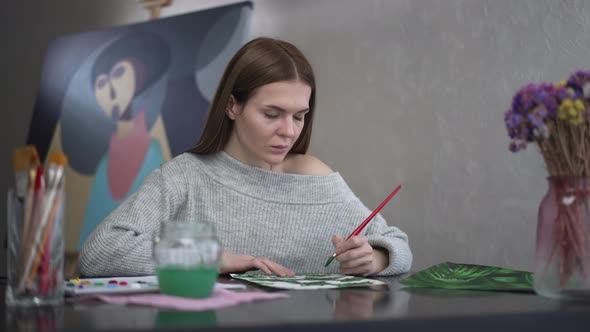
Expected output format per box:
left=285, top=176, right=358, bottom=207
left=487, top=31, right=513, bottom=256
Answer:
left=4, top=276, right=590, bottom=332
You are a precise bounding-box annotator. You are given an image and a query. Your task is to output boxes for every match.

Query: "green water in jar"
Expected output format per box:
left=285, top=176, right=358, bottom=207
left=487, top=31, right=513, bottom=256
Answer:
left=156, top=267, right=218, bottom=298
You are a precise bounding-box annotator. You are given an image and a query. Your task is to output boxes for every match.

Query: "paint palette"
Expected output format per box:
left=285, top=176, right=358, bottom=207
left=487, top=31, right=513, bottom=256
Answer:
left=64, top=275, right=247, bottom=296
left=64, top=276, right=160, bottom=296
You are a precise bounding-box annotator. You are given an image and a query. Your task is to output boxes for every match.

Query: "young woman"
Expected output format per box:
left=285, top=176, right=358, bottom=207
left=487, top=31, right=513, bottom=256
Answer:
left=79, top=37, right=412, bottom=277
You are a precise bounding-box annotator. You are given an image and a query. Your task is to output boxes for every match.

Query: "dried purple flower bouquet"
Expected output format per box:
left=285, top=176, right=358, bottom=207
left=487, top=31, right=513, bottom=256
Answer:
left=505, top=71, right=590, bottom=297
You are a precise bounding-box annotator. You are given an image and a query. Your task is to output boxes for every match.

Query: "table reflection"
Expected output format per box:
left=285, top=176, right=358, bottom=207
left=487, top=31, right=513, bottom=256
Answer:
left=331, top=283, right=409, bottom=319
left=6, top=305, right=63, bottom=332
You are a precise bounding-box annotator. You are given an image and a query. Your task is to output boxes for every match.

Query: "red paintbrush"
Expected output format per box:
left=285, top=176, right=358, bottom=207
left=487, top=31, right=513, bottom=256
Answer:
left=324, top=184, right=403, bottom=267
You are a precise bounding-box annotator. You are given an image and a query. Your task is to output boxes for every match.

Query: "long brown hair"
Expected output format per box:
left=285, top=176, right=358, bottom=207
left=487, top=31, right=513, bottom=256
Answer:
left=189, top=37, right=316, bottom=154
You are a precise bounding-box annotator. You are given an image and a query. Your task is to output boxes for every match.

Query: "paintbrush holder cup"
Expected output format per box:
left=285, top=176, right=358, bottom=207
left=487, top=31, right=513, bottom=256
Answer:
left=534, top=176, right=590, bottom=300
left=5, top=189, right=65, bottom=306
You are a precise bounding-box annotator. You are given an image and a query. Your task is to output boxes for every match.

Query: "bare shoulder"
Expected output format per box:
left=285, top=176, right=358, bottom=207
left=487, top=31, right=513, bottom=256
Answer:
left=284, top=154, right=334, bottom=175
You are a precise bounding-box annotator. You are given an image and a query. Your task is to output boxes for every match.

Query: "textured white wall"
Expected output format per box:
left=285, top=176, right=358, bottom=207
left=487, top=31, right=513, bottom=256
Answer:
left=3, top=0, right=590, bottom=275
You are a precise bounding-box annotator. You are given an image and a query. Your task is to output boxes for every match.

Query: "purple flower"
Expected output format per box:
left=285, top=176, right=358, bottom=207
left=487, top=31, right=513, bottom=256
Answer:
left=567, top=70, right=590, bottom=98
left=505, top=111, right=523, bottom=129
left=521, top=96, right=534, bottom=113
left=512, top=94, right=522, bottom=113
left=534, top=89, right=547, bottom=103
left=555, top=86, right=572, bottom=101
left=528, top=111, right=545, bottom=128
left=504, top=70, right=590, bottom=153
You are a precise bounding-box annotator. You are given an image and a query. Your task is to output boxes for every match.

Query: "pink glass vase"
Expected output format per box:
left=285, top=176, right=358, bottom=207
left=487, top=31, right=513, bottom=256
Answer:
left=534, top=176, right=590, bottom=299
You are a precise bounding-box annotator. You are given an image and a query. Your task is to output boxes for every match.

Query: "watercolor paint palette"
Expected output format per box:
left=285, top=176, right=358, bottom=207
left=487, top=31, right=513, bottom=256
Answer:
left=64, top=276, right=160, bottom=296
left=64, top=275, right=247, bottom=296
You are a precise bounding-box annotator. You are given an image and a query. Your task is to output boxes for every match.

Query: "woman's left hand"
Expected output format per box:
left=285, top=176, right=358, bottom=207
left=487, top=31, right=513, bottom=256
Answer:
left=331, top=235, right=389, bottom=276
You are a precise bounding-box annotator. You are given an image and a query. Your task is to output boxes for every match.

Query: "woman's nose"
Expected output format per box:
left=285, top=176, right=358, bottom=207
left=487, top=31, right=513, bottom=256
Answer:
left=277, top=117, right=295, bottom=137
left=109, top=81, right=117, bottom=100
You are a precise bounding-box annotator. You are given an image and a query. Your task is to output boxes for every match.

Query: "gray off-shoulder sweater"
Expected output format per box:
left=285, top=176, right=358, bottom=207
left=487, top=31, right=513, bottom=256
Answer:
left=79, top=152, right=412, bottom=277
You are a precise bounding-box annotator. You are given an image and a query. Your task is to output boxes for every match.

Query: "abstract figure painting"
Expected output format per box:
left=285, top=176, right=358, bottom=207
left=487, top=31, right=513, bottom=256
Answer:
left=26, top=2, right=252, bottom=252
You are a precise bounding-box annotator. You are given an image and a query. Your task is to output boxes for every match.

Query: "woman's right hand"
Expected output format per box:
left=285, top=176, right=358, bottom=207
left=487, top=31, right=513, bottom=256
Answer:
left=220, top=252, right=295, bottom=277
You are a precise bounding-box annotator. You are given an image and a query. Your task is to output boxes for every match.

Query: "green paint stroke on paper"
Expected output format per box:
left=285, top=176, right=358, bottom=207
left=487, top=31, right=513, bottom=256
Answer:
left=230, top=273, right=385, bottom=290
left=400, top=262, right=534, bottom=292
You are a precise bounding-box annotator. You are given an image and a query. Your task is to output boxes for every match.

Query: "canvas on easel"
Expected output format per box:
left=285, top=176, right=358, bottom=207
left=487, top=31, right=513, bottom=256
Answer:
left=26, top=2, right=252, bottom=258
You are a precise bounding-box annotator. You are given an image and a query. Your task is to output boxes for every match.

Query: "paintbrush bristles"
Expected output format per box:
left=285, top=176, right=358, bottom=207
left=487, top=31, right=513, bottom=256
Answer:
left=47, top=151, right=67, bottom=166
left=12, top=146, right=40, bottom=199
left=12, top=145, right=39, bottom=172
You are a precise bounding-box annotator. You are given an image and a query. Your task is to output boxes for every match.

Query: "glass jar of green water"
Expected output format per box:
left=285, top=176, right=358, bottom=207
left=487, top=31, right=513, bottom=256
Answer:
left=153, top=220, right=221, bottom=298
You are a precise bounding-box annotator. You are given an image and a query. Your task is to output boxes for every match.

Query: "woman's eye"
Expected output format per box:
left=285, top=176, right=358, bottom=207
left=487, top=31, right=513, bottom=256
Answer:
left=294, top=116, right=304, bottom=122
left=112, top=65, right=126, bottom=78
left=95, top=75, right=108, bottom=89
left=265, top=113, right=279, bottom=119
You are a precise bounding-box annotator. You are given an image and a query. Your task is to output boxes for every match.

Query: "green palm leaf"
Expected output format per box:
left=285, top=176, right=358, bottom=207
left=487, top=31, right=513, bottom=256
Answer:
left=400, top=262, right=534, bottom=292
